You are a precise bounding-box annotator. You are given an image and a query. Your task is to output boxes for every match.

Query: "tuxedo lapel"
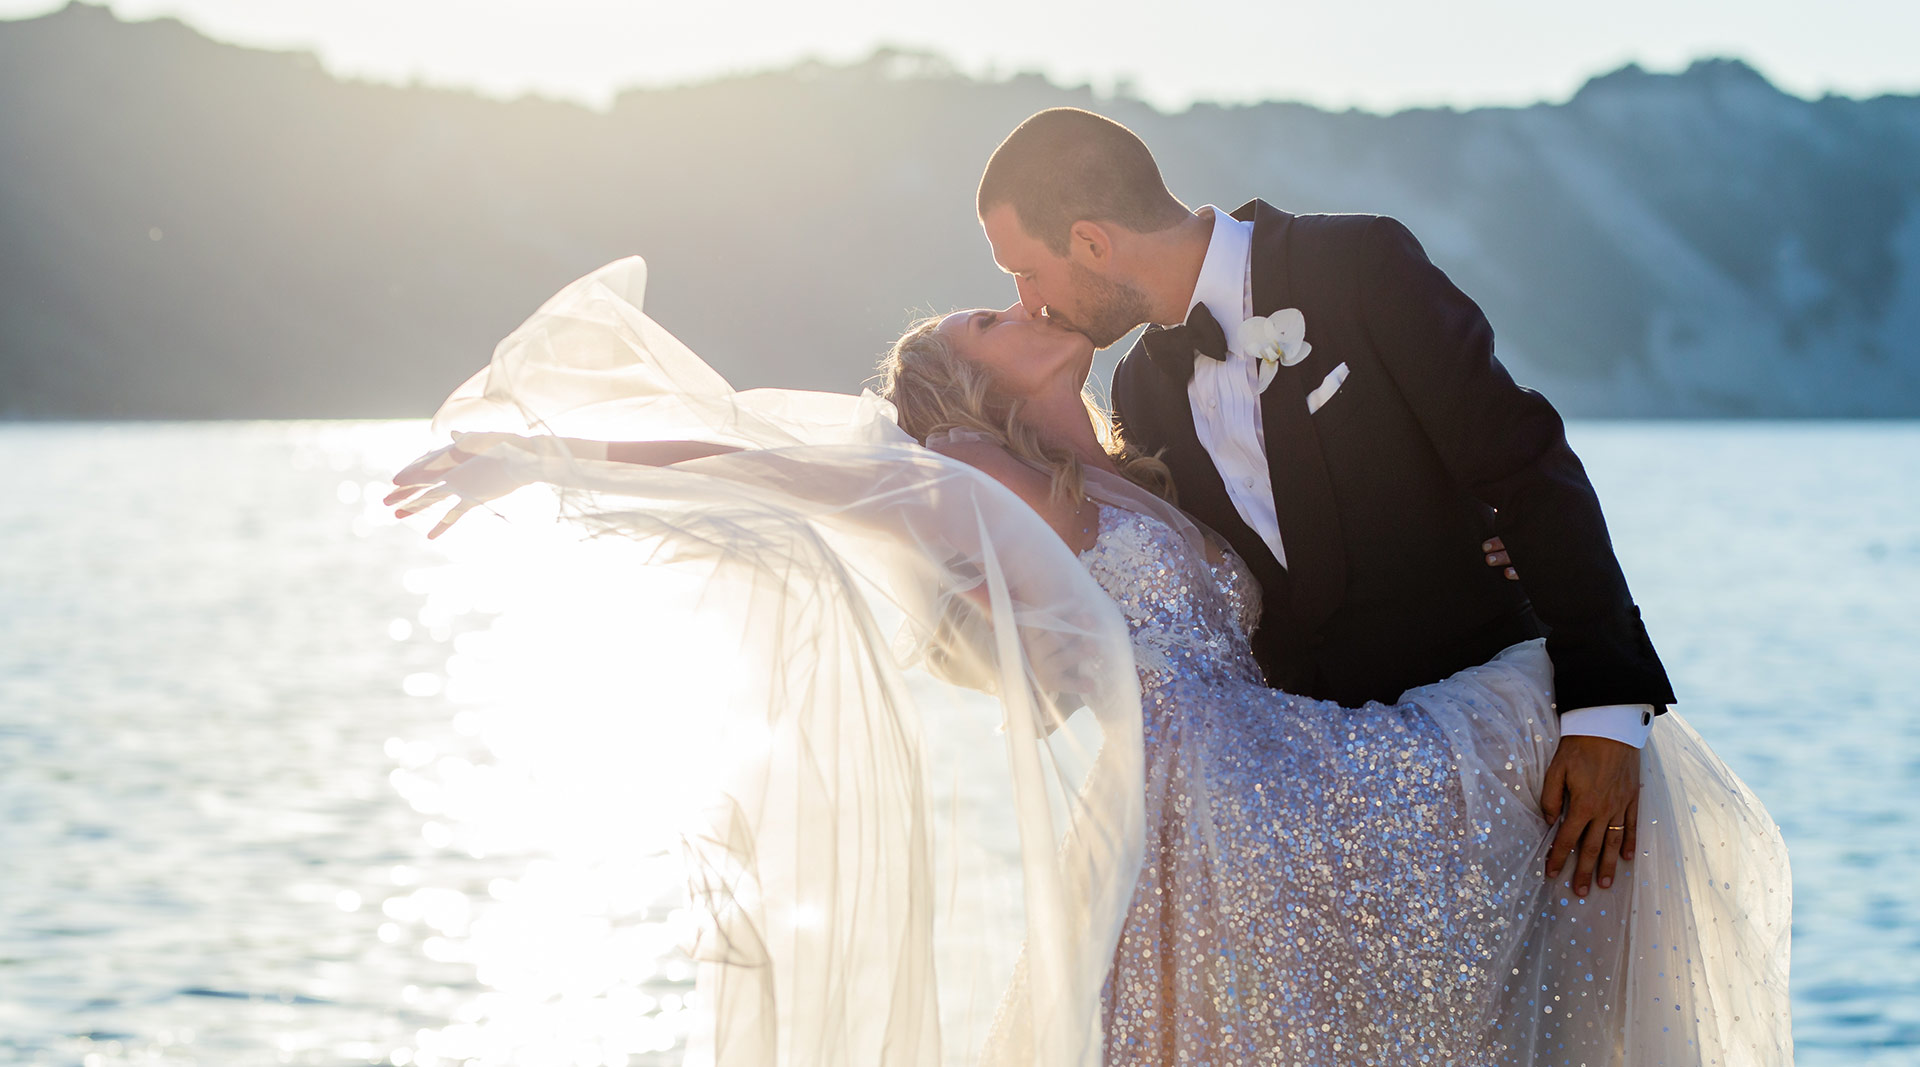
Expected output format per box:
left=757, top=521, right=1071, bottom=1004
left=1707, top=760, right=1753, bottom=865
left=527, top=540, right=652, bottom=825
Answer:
left=1241, top=200, right=1348, bottom=638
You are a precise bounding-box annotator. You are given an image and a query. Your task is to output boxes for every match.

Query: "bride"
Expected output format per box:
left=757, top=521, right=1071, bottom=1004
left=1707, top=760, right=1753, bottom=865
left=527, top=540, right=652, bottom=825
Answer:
left=387, top=257, right=1792, bottom=1065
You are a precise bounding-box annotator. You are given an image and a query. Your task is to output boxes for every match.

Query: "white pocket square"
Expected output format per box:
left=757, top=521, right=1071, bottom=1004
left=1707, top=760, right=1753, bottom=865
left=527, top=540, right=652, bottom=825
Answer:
left=1306, top=362, right=1350, bottom=414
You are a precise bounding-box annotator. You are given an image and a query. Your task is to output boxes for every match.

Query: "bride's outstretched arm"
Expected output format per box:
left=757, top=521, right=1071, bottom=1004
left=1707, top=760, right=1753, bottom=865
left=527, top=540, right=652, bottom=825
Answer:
left=604, top=440, right=741, bottom=465
left=384, top=432, right=742, bottom=537
left=385, top=430, right=1111, bottom=702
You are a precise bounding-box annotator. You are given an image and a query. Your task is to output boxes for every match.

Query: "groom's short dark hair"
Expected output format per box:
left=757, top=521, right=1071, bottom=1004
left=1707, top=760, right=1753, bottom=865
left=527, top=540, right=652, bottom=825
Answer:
left=978, top=108, right=1188, bottom=255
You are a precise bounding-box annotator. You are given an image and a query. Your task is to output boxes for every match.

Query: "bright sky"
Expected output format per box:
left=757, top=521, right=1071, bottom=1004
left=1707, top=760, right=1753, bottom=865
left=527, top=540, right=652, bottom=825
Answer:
left=5, top=0, right=1917, bottom=112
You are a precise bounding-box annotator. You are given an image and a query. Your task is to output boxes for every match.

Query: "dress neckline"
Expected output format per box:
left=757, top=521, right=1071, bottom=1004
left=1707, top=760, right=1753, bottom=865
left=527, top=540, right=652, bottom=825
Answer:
left=1076, top=503, right=1122, bottom=560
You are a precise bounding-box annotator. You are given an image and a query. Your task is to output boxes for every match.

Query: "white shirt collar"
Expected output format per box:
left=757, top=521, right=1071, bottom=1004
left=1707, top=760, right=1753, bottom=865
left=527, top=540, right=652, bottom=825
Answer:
left=1181, top=205, right=1254, bottom=333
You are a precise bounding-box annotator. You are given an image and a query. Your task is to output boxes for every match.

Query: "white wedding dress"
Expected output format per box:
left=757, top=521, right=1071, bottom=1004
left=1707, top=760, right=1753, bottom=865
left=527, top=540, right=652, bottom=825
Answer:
left=425, top=258, right=1793, bottom=1066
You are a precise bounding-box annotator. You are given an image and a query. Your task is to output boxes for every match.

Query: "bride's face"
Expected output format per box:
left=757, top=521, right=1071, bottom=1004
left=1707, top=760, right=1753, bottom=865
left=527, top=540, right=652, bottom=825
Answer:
left=938, top=302, right=1095, bottom=398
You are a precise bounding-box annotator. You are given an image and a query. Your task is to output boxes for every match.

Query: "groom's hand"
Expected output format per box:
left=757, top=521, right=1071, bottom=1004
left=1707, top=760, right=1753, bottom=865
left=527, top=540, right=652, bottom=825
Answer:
left=1540, top=735, right=1641, bottom=897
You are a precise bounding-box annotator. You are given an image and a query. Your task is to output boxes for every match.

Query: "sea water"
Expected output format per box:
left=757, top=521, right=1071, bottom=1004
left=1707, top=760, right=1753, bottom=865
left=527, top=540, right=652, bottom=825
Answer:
left=0, top=420, right=1914, bottom=1065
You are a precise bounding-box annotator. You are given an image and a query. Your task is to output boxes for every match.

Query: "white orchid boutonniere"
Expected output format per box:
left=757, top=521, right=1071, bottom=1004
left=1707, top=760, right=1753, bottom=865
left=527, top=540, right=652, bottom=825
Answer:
left=1235, top=308, right=1312, bottom=393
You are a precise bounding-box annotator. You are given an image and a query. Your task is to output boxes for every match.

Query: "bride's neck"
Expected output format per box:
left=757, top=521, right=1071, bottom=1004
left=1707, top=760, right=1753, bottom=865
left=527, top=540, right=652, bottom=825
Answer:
left=1022, top=380, right=1117, bottom=476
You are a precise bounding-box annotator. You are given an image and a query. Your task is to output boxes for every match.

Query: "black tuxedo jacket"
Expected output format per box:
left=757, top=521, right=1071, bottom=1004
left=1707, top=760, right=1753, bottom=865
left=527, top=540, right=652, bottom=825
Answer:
left=1111, top=200, right=1675, bottom=712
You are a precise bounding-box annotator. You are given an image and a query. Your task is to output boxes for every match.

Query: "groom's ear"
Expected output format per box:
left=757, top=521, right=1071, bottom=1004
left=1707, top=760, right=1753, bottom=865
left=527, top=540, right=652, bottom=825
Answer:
left=1067, top=220, right=1115, bottom=267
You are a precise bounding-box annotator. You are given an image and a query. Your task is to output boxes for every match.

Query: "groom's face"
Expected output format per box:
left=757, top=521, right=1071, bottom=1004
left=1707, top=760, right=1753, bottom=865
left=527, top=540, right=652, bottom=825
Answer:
left=981, top=204, right=1146, bottom=350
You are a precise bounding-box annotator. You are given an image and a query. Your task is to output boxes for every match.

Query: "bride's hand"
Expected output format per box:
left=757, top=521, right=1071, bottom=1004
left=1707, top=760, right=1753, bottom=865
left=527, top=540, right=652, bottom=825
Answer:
left=384, top=432, right=531, bottom=539
left=1483, top=536, right=1519, bottom=581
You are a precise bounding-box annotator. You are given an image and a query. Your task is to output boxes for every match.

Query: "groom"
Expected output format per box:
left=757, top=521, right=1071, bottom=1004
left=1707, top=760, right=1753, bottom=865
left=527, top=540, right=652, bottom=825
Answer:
left=976, top=108, right=1675, bottom=898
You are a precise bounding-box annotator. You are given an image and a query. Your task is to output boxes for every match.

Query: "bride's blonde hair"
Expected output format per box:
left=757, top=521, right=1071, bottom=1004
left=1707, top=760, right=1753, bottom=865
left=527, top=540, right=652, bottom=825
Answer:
left=876, top=316, right=1176, bottom=505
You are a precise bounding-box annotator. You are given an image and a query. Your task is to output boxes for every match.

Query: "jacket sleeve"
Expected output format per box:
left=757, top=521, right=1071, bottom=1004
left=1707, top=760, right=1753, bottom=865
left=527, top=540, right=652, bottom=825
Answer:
left=1355, top=216, right=1675, bottom=712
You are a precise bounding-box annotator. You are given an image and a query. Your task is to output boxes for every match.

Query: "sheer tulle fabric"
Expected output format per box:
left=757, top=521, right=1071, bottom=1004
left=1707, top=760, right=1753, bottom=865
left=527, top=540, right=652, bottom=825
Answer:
left=427, top=257, right=1792, bottom=1065
left=430, top=257, right=1148, bottom=1065
left=1404, top=651, right=1794, bottom=1065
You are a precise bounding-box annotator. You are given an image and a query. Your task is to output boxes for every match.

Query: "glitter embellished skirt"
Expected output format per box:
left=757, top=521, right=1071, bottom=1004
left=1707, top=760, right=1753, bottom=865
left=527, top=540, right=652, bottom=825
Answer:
left=1099, top=640, right=1793, bottom=1067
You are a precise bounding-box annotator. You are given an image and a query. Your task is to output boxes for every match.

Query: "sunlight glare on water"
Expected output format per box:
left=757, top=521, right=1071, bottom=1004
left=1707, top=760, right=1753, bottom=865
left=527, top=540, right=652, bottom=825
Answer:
left=378, top=475, right=768, bottom=1065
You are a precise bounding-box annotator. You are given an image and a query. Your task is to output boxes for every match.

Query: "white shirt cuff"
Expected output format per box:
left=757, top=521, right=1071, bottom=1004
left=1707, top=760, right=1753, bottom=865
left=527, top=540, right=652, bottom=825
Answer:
left=1558, top=704, right=1655, bottom=748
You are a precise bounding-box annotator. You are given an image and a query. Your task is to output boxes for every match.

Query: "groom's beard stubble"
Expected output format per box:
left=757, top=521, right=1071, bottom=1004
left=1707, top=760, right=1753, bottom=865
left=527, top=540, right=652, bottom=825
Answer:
left=1064, top=260, right=1153, bottom=349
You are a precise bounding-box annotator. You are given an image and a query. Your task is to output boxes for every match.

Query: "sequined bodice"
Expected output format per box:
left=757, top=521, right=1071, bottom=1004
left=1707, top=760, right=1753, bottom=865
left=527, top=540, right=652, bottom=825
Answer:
left=1076, top=505, right=1264, bottom=691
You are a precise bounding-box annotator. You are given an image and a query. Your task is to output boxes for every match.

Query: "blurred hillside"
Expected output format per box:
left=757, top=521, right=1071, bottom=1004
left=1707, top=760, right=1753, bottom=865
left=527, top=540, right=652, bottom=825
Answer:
left=3, top=2, right=1918, bottom=417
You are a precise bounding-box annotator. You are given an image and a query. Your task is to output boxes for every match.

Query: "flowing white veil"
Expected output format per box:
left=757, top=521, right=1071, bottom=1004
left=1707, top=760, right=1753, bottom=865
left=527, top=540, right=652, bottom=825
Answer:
left=428, top=257, right=1145, bottom=1066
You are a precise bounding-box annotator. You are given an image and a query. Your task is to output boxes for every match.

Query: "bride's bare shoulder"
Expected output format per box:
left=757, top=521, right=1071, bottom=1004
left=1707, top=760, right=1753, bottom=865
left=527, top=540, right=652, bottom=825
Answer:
left=927, top=435, right=1045, bottom=492
left=925, top=435, right=1089, bottom=547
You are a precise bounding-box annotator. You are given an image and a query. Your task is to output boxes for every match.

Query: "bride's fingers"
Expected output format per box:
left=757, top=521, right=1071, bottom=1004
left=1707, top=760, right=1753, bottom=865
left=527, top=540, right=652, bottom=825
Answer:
left=391, top=449, right=452, bottom=484
left=1482, top=537, right=1520, bottom=579
left=426, top=500, right=479, bottom=540
left=391, top=444, right=471, bottom=487
left=384, top=482, right=441, bottom=506
left=388, top=449, right=477, bottom=504
left=394, top=485, right=452, bottom=518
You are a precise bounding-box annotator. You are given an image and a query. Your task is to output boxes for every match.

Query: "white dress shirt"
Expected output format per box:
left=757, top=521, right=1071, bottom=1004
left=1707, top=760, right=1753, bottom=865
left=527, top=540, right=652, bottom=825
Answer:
left=1183, top=208, right=1281, bottom=566
left=1171, top=207, right=1654, bottom=747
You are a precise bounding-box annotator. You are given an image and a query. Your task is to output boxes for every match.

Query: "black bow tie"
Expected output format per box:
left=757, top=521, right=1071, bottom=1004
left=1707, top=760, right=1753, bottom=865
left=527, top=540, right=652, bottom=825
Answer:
left=1142, top=302, right=1229, bottom=383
